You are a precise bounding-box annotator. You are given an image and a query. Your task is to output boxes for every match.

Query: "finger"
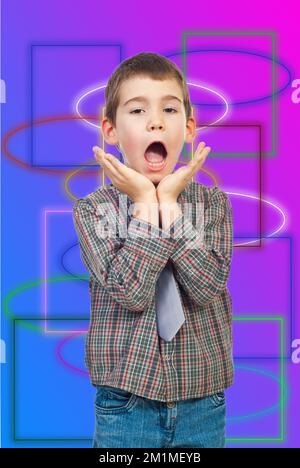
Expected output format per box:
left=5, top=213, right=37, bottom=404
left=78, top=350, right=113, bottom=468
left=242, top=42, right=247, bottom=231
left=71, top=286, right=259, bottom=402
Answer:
left=186, top=146, right=210, bottom=177
left=93, top=147, right=121, bottom=180
left=194, top=141, right=206, bottom=158
left=92, top=146, right=103, bottom=155
left=93, top=146, right=104, bottom=164
left=100, top=158, right=121, bottom=180
left=187, top=142, right=205, bottom=168
left=93, top=146, right=116, bottom=161
left=101, top=154, right=128, bottom=183
left=194, top=147, right=211, bottom=169
left=93, top=146, right=125, bottom=172
left=104, top=152, right=125, bottom=170
left=93, top=147, right=114, bottom=167
left=192, top=147, right=211, bottom=174
left=194, top=143, right=211, bottom=160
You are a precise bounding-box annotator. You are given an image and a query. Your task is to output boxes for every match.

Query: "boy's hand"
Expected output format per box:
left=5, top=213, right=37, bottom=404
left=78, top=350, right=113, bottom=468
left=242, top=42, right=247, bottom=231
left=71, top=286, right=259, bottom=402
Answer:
left=93, top=146, right=157, bottom=203
left=156, top=141, right=211, bottom=203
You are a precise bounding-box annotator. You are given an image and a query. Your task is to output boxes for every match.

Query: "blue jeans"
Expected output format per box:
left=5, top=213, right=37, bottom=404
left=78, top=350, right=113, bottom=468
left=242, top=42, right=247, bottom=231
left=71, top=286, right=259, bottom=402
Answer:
left=92, top=385, right=226, bottom=448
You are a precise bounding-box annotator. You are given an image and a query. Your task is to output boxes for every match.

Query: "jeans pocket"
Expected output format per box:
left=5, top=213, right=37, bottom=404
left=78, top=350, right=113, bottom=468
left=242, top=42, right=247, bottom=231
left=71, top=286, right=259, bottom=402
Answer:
left=95, top=385, right=138, bottom=413
left=209, top=391, right=226, bottom=408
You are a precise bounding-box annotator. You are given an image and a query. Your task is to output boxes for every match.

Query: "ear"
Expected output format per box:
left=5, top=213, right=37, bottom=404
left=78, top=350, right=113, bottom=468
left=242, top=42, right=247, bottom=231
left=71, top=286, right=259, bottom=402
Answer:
left=185, top=106, right=197, bottom=144
left=100, top=105, right=119, bottom=146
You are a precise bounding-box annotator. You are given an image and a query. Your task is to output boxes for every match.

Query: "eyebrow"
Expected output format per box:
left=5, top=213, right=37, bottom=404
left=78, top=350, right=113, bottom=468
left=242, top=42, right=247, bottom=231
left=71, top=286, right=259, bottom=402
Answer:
left=123, top=95, right=183, bottom=106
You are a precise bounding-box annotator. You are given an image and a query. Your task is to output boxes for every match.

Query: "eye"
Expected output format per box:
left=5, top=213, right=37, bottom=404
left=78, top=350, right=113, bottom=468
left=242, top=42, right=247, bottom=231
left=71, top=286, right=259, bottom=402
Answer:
left=164, top=107, right=177, bottom=113
left=130, top=108, right=144, bottom=114
left=130, top=108, right=178, bottom=114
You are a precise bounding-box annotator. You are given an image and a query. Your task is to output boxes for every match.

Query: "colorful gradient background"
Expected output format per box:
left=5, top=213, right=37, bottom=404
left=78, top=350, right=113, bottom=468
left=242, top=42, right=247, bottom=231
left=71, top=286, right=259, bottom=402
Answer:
left=1, top=0, right=300, bottom=448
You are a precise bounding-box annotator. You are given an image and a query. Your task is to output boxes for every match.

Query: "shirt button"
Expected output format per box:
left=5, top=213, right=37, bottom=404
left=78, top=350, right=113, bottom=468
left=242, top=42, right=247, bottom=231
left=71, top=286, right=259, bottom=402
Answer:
left=164, top=355, right=170, bottom=361
left=167, top=401, right=175, bottom=408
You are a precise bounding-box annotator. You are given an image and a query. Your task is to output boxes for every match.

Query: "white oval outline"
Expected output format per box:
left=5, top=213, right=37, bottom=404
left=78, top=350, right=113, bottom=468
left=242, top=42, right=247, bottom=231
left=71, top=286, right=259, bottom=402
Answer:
left=226, top=191, right=286, bottom=247
left=73, top=81, right=229, bottom=130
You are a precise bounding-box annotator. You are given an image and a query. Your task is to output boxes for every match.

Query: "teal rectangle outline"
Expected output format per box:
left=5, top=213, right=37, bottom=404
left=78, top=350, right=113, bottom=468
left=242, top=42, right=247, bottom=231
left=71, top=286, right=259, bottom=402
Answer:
left=11, top=316, right=285, bottom=444
left=182, top=30, right=277, bottom=157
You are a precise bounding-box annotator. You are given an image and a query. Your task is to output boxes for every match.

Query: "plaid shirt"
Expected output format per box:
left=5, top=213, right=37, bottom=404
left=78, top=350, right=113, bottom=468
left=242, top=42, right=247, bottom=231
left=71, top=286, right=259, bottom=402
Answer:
left=73, top=180, right=234, bottom=402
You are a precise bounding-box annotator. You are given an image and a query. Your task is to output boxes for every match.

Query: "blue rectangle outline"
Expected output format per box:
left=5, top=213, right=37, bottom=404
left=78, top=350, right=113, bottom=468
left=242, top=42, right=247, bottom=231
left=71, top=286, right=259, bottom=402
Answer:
left=29, top=43, right=123, bottom=167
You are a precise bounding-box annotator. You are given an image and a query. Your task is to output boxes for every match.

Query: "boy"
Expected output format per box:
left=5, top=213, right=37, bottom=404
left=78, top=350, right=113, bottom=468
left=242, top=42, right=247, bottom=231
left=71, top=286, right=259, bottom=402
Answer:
left=73, top=52, right=234, bottom=448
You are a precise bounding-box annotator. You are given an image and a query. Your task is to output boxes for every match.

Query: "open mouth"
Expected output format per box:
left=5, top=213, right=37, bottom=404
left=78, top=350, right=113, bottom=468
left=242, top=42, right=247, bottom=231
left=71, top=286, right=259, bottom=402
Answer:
left=144, top=141, right=168, bottom=171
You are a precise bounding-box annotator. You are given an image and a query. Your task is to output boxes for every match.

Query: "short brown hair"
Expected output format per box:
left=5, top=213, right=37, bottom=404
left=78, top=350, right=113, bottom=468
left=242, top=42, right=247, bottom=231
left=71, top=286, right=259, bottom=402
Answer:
left=104, top=52, right=192, bottom=127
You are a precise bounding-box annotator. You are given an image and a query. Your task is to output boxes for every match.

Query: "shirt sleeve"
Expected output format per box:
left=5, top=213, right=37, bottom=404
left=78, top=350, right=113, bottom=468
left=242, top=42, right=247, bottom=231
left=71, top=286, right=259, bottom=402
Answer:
left=73, top=197, right=176, bottom=312
left=169, top=187, right=233, bottom=306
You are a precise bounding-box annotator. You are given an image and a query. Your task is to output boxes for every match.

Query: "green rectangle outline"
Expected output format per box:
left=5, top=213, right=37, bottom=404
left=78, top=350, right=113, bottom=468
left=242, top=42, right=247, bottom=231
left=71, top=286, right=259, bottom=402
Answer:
left=227, top=316, right=285, bottom=443
left=12, top=316, right=285, bottom=444
left=182, top=30, right=277, bottom=157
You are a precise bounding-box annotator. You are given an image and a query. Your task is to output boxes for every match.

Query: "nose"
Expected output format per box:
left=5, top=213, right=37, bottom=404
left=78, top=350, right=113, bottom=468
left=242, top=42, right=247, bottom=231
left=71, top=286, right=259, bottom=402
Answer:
left=147, top=115, right=164, bottom=131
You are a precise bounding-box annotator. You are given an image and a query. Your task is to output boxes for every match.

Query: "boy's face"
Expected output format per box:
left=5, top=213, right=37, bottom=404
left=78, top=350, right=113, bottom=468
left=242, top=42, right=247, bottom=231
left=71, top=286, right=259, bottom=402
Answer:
left=102, top=76, right=196, bottom=186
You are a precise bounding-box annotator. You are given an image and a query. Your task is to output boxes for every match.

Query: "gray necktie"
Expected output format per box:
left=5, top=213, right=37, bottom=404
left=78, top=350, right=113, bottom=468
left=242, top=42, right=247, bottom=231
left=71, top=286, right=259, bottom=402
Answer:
left=155, top=260, right=186, bottom=341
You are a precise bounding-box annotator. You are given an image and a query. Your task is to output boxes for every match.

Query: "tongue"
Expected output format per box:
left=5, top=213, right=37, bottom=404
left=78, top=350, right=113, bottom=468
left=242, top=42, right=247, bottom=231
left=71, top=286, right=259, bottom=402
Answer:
left=144, top=151, right=165, bottom=163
